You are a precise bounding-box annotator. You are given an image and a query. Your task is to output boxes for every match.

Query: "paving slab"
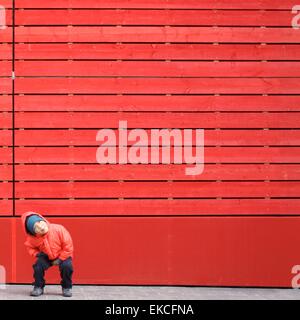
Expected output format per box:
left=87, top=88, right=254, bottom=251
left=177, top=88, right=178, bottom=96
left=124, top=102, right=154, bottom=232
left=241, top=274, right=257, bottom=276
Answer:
left=0, top=285, right=300, bottom=300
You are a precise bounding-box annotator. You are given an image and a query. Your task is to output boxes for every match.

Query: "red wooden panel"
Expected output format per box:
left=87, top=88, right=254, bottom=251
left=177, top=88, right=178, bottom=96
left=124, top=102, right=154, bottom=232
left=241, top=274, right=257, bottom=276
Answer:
left=0, top=112, right=12, bottom=128
left=0, top=147, right=12, bottom=164
left=1, top=8, right=11, bottom=26
left=15, top=9, right=294, bottom=27
left=15, top=61, right=300, bottom=77
left=13, top=146, right=300, bottom=163
left=0, top=165, right=12, bottom=180
left=14, top=199, right=300, bottom=216
left=6, top=1, right=300, bottom=288
left=167, top=217, right=300, bottom=287
left=15, top=44, right=300, bottom=61
left=13, top=95, right=300, bottom=112
left=14, top=129, right=300, bottom=146
left=0, top=219, right=12, bottom=281
left=13, top=216, right=300, bottom=286
left=0, top=95, right=12, bottom=111
left=0, top=26, right=11, bottom=42
left=0, top=0, right=12, bottom=7
left=0, top=181, right=12, bottom=198
left=0, top=5, right=12, bottom=216
left=14, top=26, right=300, bottom=43
left=0, top=7, right=11, bottom=25
left=0, top=112, right=12, bottom=215
left=0, top=130, right=11, bottom=146
left=14, top=164, right=300, bottom=181
left=14, top=0, right=297, bottom=10
left=14, top=181, right=300, bottom=198
left=14, top=78, right=300, bottom=94
left=13, top=112, right=300, bottom=129
left=0, top=44, right=12, bottom=60
left=0, top=79, right=12, bottom=94
left=0, top=61, right=11, bottom=77
left=0, top=200, right=13, bottom=215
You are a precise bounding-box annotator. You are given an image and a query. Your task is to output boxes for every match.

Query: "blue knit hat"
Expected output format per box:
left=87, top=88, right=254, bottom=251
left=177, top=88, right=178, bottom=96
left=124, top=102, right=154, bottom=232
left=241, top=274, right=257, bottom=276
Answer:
left=26, top=215, right=44, bottom=235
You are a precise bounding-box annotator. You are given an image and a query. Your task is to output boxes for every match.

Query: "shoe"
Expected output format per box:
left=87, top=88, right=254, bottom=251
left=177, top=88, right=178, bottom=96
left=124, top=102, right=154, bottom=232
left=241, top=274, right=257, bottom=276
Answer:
left=62, top=288, right=72, bottom=297
left=30, top=287, right=44, bottom=297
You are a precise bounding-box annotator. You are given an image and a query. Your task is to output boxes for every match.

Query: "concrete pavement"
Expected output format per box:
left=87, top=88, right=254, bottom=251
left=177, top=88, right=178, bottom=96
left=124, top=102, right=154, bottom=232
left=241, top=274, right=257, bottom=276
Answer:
left=0, top=285, right=300, bottom=300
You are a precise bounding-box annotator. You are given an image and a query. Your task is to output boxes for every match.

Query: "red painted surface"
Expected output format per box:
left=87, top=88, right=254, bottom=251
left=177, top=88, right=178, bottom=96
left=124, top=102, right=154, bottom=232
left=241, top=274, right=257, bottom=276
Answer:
left=15, top=61, right=300, bottom=77
left=0, top=200, right=13, bottom=216
left=14, top=44, right=300, bottom=61
left=14, top=9, right=295, bottom=27
left=12, top=129, right=300, bottom=146
left=13, top=217, right=300, bottom=287
left=0, top=31, right=12, bottom=216
left=9, top=94, right=300, bottom=112
left=14, top=164, right=300, bottom=180
left=14, top=78, right=300, bottom=94
left=14, top=199, right=300, bottom=216
left=0, top=219, right=13, bottom=282
left=13, top=26, right=300, bottom=43
left=12, top=146, right=300, bottom=163
left=1, top=1, right=300, bottom=287
left=13, top=112, right=300, bottom=128
left=13, top=0, right=297, bottom=10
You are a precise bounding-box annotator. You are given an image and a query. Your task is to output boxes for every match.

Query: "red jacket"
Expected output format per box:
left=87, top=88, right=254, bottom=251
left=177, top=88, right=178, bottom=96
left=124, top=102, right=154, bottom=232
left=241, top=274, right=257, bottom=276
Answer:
left=21, top=211, right=74, bottom=261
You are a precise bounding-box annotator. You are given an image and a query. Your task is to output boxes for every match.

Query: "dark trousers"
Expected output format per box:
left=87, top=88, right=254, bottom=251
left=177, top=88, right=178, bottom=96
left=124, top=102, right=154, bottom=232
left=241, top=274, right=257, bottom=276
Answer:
left=33, top=255, right=73, bottom=289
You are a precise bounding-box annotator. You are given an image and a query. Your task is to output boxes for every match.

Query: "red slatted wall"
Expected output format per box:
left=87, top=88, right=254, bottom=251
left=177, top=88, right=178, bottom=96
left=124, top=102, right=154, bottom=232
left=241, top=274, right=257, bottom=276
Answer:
left=1, top=0, right=300, bottom=287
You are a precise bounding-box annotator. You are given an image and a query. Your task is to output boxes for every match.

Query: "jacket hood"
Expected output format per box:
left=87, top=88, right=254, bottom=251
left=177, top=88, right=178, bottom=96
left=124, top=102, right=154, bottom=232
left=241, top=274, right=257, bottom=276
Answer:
left=21, top=211, right=50, bottom=237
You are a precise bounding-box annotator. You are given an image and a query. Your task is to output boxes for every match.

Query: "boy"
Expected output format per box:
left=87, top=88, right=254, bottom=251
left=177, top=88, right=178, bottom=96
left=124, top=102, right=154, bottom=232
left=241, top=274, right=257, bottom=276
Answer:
left=21, top=211, right=74, bottom=297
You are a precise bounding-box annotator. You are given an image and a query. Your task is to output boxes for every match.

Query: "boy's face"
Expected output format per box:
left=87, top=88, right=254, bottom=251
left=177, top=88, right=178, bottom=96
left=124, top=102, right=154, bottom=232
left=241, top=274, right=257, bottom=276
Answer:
left=34, top=221, right=48, bottom=235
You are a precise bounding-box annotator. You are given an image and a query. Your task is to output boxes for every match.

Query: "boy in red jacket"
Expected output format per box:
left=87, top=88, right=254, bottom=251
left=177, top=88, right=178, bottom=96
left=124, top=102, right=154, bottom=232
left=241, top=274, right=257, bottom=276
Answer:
left=21, top=212, right=74, bottom=297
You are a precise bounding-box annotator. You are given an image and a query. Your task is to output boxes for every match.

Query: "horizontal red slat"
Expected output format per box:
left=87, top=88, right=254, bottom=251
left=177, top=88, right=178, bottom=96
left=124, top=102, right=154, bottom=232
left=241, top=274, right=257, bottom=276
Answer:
left=15, top=61, right=300, bottom=77
left=13, top=95, right=300, bottom=112
left=1, top=8, right=12, bottom=25
left=0, top=95, right=12, bottom=111
left=15, top=199, right=300, bottom=215
left=0, top=27, right=11, bottom=43
left=14, top=0, right=297, bottom=10
left=14, top=27, right=300, bottom=43
left=0, top=200, right=12, bottom=215
left=15, top=44, right=300, bottom=61
left=0, top=0, right=12, bottom=8
left=14, top=78, right=300, bottom=94
left=0, top=112, right=12, bottom=128
left=14, top=181, right=300, bottom=198
left=0, top=61, right=11, bottom=76
left=13, top=129, right=300, bottom=146
left=0, top=164, right=12, bottom=180
left=13, top=112, right=300, bottom=128
left=0, top=44, right=12, bottom=60
left=0, top=129, right=12, bottom=146
left=0, top=181, right=12, bottom=198
left=0, top=79, right=12, bottom=94
left=13, top=146, right=300, bottom=163
left=14, top=164, right=300, bottom=181
left=0, top=147, right=12, bottom=163
left=15, top=9, right=294, bottom=27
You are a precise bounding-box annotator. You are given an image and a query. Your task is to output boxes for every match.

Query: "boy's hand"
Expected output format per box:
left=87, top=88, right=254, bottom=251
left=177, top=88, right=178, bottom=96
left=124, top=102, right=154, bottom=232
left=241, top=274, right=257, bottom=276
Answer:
left=52, top=259, right=62, bottom=266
